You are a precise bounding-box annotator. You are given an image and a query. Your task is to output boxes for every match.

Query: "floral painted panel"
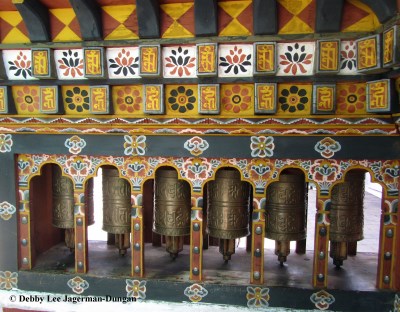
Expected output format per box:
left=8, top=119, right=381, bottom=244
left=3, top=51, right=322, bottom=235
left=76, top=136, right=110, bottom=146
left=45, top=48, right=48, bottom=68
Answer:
left=112, top=85, right=144, bottom=115
left=3, top=50, right=36, bottom=80
left=165, top=85, right=198, bottom=116
left=62, top=85, right=90, bottom=115
left=218, top=44, right=253, bottom=77
left=277, top=84, right=312, bottom=115
left=339, top=40, right=357, bottom=75
left=163, top=46, right=196, bottom=78
left=336, top=83, right=367, bottom=114
left=54, top=49, right=85, bottom=80
left=220, top=84, right=254, bottom=116
left=12, top=86, right=40, bottom=114
left=277, top=42, right=315, bottom=76
left=107, top=47, right=140, bottom=79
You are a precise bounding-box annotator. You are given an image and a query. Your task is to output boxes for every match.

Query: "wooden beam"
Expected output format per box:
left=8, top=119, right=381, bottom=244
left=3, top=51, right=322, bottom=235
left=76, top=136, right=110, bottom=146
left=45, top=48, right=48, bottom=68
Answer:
left=360, top=0, right=397, bottom=23
left=315, top=0, right=344, bottom=33
left=194, top=0, right=217, bottom=36
left=12, top=0, right=50, bottom=42
left=136, top=0, right=160, bottom=39
left=253, top=0, right=277, bottom=35
left=68, top=0, right=102, bottom=41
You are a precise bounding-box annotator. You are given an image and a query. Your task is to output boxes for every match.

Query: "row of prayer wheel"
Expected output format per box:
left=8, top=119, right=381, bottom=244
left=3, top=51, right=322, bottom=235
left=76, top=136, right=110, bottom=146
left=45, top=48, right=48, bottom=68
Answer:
left=50, top=165, right=365, bottom=267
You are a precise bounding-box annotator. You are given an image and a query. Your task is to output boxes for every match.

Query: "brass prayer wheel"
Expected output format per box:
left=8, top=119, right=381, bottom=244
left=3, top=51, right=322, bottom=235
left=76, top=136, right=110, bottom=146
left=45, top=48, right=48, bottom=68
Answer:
left=52, top=167, right=74, bottom=229
left=153, top=167, right=191, bottom=258
left=102, top=166, right=131, bottom=255
left=52, top=166, right=75, bottom=250
left=329, top=171, right=365, bottom=267
left=265, top=173, right=306, bottom=264
left=85, top=178, right=95, bottom=226
left=207, top=168, right=250, bottom=261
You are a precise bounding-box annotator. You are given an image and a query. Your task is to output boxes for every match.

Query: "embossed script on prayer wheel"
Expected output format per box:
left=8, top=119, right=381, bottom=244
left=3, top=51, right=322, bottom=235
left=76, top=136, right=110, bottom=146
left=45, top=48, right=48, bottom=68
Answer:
left=330, top=171, right=365, bottom=243
left=265, top=174, right=306, bottom=242
left=52, top=167, right=74, bottom=229
left=207, top=169, right=250, bottom=240
left=102, top=167, right=131, bottom=234
left=329, top=171, right=365, bottom=267
left=153, top=168, right=191, bottom=237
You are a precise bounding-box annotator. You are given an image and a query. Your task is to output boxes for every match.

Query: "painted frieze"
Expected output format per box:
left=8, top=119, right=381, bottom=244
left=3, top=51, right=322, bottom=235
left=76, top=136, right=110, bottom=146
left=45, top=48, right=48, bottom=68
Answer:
left=196, top=44, right=217, bottom=77
left=277, top=84, right=312, bottom=115
left=253, top=42, right=276, bottom=75
left=277, top=42, right=315, bottom=76
left=336, top=83, right=366, bottom=114
left=339, top=40, right=357, bottom=75
left=83, top=48, right=106, bottom=78
left=220, top=84, right=254, bottom=116
left=139, top=45, right=161, bottom=77
left=366, top=79, right=392, bottom=113
left=356, top=35, right=381, bottom=73
left=312, top=84, right=336, bottom=114
left=31, top=48, right=54, bottom=79
left=12, top=86, right=40, bottom=114
left=39, top=86, right=60, bottom=114
left=198, top=84, right=220, bottom=115
left=54, top=49, right=85, bottom=80
left=218, top=44, right=253, bottom=77
left=112, top=85, right=143, bottom=115
left=143, top=84, right=164, bottom=114
left=254, top=83, right=277, bottom=114
left=383, top=25, right=400, bottom=68
left=165, top=85, right=198, bottom=115
left=316, top=40, right=340, bottom=74
left=3, top=50, right=36, bottom=80
left=89, top=86, right=110, bottom=114
left=62, top=86, right=90, bottom=115
left=107, top=47, right=140, bottom=79
left=163, top=46, right=196, bottom=78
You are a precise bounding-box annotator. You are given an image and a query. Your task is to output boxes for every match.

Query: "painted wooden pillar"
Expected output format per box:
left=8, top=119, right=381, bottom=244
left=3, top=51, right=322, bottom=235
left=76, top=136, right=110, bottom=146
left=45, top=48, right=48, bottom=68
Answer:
left=190, top=194, right=203, bottom=281
left=74, top=189, right=87, bottom=273
left=312, top=193, right=330, bottom=288
left=131, top=198, right=144, bottom=278
left=377, top=192, right=398, bottom=289
left=396, top=180, right=400, bottom=290
left=250, top=195, right=265, bottom=285
left=18, top=187, right=31, bottom=270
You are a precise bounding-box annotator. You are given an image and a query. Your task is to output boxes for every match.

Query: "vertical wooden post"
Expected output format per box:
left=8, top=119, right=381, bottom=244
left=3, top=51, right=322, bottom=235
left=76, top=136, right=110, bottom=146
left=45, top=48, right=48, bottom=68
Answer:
left=250, top=195, right=265, bottom=285
left=377, top=192, right=397, bottom=289
left=131, top=203, right=144, bottom=277
left=190, top=204, right=203, bottom=281
left=312, top=193, right=330, bottom=288
left=18, top=187, right=31, bottom=270
left=74, top=189, right=87, bottom=273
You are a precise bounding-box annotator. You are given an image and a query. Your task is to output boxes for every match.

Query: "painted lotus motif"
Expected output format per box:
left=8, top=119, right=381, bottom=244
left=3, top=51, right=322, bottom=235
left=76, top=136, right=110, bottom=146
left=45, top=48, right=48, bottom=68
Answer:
left=246, top=286, right=270, bottom=308
left=57, top=50, right=84, bottom=78
left=0, top=271, right=18, bottom=290
left=126, top=279, right=146, bottom=299
left=0, top=134, right=13, bottom=153
left=250, top=136, right=275, bottom=158
left=124, top=135, right=146, bottom=156
left=164, top=46, right=196, bottom=78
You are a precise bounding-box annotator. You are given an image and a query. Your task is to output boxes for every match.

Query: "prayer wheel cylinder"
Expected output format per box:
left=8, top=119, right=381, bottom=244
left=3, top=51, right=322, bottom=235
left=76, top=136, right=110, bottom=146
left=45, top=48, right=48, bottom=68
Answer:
left=85, top=178, right=95, bottom=226
left=102, top=167, right=131, bottom=255
left=265, top=173, right=306, bottom=264
left=207, top=168, right=250, bottom=261
left=329, top=171, right=365, bottom=267
left=52, top=166, right=75, bottom=250
left=52, top=167, right=74, bottom=229
left=153, top=168, right=191, bottom=258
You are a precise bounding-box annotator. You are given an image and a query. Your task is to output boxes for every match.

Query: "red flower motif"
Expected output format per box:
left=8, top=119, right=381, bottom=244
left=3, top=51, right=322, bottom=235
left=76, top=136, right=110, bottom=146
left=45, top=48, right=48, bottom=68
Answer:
left=222, top=85, right=251, bottom=113
left=337, top=84, right=366, bottom=113
left=164, top=47, right=196, bottom=77
left=116, top=86, right=142, bottom=113
left=279, top=43, right=313, bottom=75
left=219, top=46, right=252, bottom=74
left=16, top=86, right=39, bottom=112
left=58, top=50, right=84, bottom=78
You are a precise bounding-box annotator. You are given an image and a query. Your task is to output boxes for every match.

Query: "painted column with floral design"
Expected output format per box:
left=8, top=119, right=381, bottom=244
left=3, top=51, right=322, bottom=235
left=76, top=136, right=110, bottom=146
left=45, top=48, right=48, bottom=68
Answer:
left=131, top=192, right=144, bottom=277
left=312, top=192, right=330, bottom=288
left=74, top=189, right=87, bottom=273
left=396, top=179, right=400, bottom=290
left=190, top=194, right=203, bottom=281
left=18, top=187, right=31, bottom=270
left=250, top=194, right=265, bottom=285
left=377, top=192, right=398, bottom=289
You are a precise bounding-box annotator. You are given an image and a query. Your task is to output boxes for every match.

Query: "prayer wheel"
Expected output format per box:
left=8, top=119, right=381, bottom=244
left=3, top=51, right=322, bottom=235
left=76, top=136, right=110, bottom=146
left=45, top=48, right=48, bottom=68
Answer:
left=265, top=173, right=306, bottom=264
left=52, top=166, right=75, bottom=250
left=207, top=168, right=250, bottom=261
left=153, top=167, right=191, bottom=259
left=102, top=166, right=131, bottom=255
left=85, top=178, right=95, bottom=226
left=329, top=171, right=365, bottom=267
